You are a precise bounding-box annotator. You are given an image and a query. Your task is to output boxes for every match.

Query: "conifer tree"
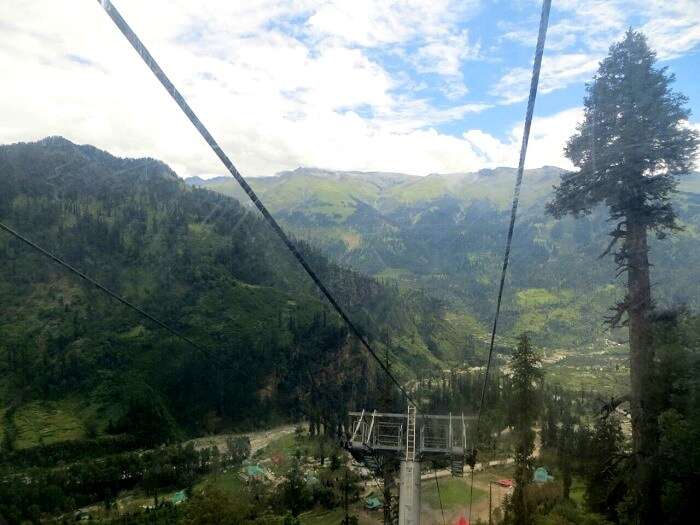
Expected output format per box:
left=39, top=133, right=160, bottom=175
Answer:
left=505, top=333, right=542, bottom=525
left=377, top=349, right=399, bottom=525
left=546, top=30, right=698, bottom=523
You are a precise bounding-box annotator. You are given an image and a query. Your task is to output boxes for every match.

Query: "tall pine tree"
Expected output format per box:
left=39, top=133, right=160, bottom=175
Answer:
left=505, top=333, right=542, bottom=525
left=546, top=30, right=698, bottom=524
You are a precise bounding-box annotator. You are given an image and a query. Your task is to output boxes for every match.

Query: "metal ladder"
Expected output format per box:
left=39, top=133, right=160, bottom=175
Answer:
left=450, top=413, right=465, bottom=476
left=403, top=404, right=418, bottom=513
left=451, top=456, right=465, bottom=477
left=405, top=404, right=417, bottom=462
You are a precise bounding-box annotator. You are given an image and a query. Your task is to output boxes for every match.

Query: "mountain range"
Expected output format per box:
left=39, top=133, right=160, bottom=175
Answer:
left=2, top=137, right=698, bottom=449
left=189, top=166, right=700, bottom=347
left=0, top=138, right=465, bottom=449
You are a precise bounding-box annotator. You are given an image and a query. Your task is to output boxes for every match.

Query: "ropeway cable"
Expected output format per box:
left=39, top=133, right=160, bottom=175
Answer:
left=95, top=0, right=414, bottom=405
left=434, top=468, right=447, bottom=525
left=467, top=0, right=552, bottom=521
left=0, top=220, right=230, bottom=371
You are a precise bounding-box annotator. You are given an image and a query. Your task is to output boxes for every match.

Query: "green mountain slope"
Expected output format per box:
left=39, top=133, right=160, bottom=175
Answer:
left=190, top=167, right=700, bottom=347
left=0, top=138, right=466, bottom=449
left=187, top=167, right=418, bottom=224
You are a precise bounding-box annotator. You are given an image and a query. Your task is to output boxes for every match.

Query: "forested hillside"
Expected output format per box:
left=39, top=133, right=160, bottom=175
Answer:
left=192, top=167, right=700, bottom=346
left=0, top=137, right=468, bottom=449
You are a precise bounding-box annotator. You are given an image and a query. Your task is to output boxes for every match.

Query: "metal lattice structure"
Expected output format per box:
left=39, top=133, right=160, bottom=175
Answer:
left=348, top=409, right=474, bottom=463
left=347, top=407, right=477, bottom=524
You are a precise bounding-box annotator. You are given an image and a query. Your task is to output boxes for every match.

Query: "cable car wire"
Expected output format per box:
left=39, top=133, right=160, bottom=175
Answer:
left=434, top=468, right=447, bottom=525
left=95, top=0, right=413, bottom=406
left=467, top=0, right=552, bottom=518
left=0, top=220, right=230, bottom=371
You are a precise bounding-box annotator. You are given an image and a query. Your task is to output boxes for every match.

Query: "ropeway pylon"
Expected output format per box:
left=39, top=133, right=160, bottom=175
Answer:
left=399, top=404, right=420, bottom=524
left=347, top=404, right=474, bottom=524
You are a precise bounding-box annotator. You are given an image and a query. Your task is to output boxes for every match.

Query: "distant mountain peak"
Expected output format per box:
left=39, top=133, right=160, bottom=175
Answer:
left=276, top=166, right=415, bottom=179
left=36, top=135, right=77, bottom=147
left=2, top=137, right=179, bottom=181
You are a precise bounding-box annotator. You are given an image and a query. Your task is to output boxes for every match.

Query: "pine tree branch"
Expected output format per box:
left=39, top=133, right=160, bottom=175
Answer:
left=599, top=221, right=627, bottom=259
left=604, top=296, right=630, bottom=328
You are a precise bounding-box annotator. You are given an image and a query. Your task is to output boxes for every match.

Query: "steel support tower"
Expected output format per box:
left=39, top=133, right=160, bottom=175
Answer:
left=348, top=405, right=473, bottom=524
left=398, top=404, right=420, bottom=524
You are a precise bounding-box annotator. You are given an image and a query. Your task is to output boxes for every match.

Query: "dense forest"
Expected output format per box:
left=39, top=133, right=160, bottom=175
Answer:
left=193, top=168, right=700, bottom=347
left=0, top=137, right=472, bottom=450
left=1, top=13, right=699, bottom=525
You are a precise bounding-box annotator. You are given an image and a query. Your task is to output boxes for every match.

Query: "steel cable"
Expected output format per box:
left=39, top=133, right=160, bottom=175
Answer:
left=467, top=0, right=552, bottom=519
left=0, top=220, right=231, bottom=371
left=96, top=0, right=414, bottom=406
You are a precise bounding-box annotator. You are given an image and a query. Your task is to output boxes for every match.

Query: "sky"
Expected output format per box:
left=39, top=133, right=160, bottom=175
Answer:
left=0, top=0, right=698, bottom=178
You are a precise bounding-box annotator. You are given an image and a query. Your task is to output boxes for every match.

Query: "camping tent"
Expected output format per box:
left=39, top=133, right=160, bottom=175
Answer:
left=533, top=466, right=554, bottom=483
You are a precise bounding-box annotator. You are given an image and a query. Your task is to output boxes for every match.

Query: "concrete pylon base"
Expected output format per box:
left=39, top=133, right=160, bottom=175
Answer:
left=398, top=460, right=421, bottom=525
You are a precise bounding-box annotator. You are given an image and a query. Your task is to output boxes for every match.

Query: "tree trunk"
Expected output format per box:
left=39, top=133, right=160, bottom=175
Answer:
left=625, top=218, right=659, bottom=523
left=562, top=462, right=571, bottom=500
left=381, top=459, right=397, bottom=525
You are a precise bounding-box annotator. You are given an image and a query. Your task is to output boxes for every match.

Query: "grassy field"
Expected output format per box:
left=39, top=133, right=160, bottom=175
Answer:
left=299, top=508, right=346, bottom=524
left=254, top=432, right=300, bottom=459
left=11, top=398, right=94, bottom=448
left=195, top=469, right=245, bottom=494
left=545, top=346, right=630, bottom=396
left=570, top=478, right=587, bottom=506
left=252, top=430, right=315, bottom=473
left=300, top=507, right=381, bottom=525
left=423, top=477, right=487, bottom=508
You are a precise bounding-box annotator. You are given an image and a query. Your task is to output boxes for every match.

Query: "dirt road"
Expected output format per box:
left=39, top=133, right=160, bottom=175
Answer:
left=188, top=424, right=297, bottom=456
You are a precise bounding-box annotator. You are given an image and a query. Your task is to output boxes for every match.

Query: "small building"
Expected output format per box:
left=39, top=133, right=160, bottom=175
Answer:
left=170, top=490, right=187, bottom=505
left=365, top=492, right=383, bottom=510
left=242, top=464, right=267, bottom=482
left=533, top=466, right=554, bottom=483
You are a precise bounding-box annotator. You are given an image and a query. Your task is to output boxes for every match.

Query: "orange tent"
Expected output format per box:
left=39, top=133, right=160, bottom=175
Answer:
left=456, top=516, right=469, bottom=525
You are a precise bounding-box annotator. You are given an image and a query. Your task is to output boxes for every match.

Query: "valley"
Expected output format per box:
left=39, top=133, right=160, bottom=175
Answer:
left=2, top=2, right=699, bottom=522
left=0, top=138, right=697, bottom=524
left=190, top=166, right=700, bottom=381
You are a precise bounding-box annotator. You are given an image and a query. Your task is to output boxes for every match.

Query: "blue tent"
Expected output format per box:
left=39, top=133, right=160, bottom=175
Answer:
left=171, top=490, right=187, bottom=504
left=365, top=492, right=383, bottom=510
left=244, top=464, right=266, bottom=480
left=533, top=466, right=554, bottom=483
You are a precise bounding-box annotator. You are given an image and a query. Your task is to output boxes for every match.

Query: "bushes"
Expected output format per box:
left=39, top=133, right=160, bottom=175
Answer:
left=0, top=434, right=140, bottom=469
left=501, top=484, right=613, bottom=525
left=532, top=499, right=612, bottom=525
left=108, top=383, right=181, bottom=446
left=0, top=443, right=241, bottom=522
left=181, top=488, right=252, bottom=525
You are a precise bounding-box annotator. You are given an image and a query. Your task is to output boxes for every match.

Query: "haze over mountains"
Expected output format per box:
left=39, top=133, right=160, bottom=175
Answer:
left=189, top=166, right=700, bottom=347
left=1, top=137, right=698, bottom=522
left=2, top=137, right=698, bottom=449
left=0, top=137, right=470, bottom=449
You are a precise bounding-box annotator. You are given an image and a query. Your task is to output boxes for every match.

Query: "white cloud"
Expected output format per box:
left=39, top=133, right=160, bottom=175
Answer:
left=305, top=0, right=480, bottom=47
left=464, top=107, right=583, bottom=170
left=640, top=0, right=700, bottom=60
left=0, top=0, right=494, bottom=177
left=0, top=1, right=695, bottom=179
left=413, top=30, right=481, bottom=77
left=494, top=0, right=700, bottom=104
left=493, top=53, right=600, bottom=104
left=307, top=106, right=582, bottom=175
left=306, top=1, right=482, bottom=103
